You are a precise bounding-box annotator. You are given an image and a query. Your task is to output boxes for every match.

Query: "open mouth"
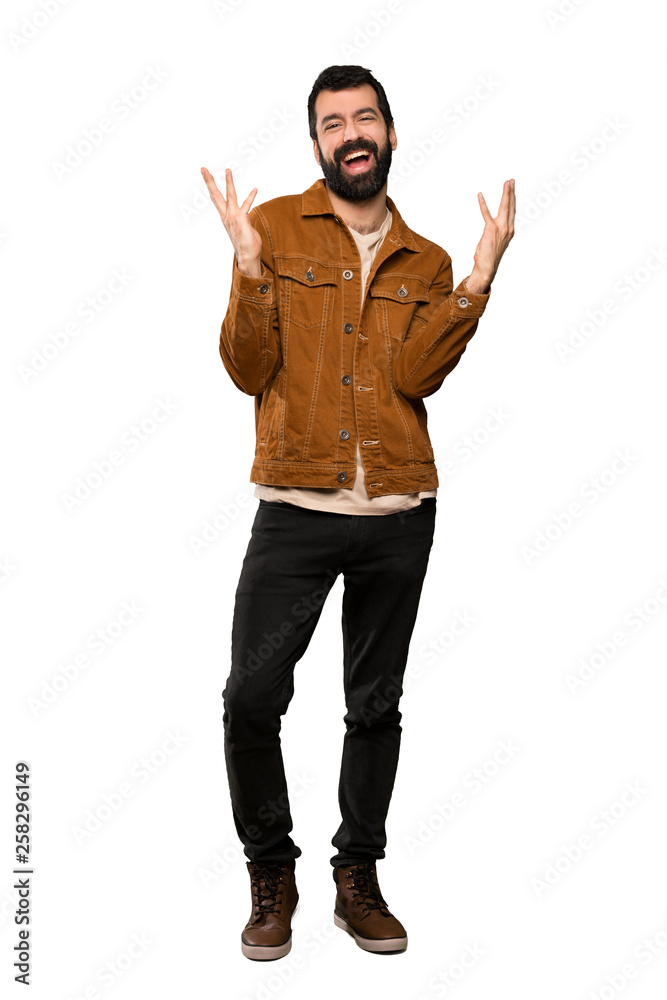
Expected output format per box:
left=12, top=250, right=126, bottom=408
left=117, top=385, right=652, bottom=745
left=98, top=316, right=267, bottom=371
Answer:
left=340, top=150, right=373, bottom=174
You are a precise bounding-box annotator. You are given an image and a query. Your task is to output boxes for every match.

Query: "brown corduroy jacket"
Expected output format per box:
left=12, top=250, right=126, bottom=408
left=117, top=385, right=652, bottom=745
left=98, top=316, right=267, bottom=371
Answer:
left=219, top=178, right=491, bottom=499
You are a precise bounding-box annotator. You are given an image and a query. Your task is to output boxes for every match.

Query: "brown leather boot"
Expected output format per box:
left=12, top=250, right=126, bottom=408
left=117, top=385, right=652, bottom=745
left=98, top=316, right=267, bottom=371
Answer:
left=333, top=861, right=407, bottom=953
left=241, top=861, right=299, bottom=961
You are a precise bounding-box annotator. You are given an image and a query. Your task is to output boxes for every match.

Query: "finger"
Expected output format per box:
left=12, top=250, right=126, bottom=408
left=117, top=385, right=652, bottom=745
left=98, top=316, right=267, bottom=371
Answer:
left=503, top=178, right=515, bottom=230
left=240, top=186, right=258, bottom=214
left=201, top=167, right=226, bottom=212
left=509, top=178, right=516, bottom=228
left=478, top=191, right=493, bottom=225
left=497, top=179, right=511, bottom=220
left=226, top=167, right=238, bottom=208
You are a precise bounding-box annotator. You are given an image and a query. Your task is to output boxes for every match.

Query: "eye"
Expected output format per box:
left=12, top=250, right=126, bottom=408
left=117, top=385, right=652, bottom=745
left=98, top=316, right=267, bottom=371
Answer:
left=325, top=116, right=374, bottom=131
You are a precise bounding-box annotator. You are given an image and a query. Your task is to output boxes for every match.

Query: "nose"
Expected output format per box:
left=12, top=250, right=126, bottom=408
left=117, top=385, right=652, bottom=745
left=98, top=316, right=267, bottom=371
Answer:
left=341, top=119, right=363, bottom=145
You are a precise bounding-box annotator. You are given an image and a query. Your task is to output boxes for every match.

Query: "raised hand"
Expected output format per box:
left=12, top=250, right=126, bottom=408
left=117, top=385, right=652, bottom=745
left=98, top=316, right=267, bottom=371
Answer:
left=466, top=179, right=515, bottom=294
left=201, top=167, right=262, bottom=274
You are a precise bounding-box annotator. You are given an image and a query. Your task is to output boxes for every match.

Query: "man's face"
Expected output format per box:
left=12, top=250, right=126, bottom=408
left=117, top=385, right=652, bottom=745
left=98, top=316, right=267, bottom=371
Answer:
left=313, top=84, right=397, bottom=202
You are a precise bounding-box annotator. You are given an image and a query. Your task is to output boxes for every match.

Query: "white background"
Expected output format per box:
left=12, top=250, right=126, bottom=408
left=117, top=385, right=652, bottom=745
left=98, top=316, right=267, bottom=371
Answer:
left=2, top=0, right=666, bottom=997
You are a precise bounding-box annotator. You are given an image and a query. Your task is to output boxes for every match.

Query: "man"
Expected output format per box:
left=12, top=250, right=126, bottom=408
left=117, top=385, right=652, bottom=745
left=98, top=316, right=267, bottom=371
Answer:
left=202, top=64, right=514, bottom=961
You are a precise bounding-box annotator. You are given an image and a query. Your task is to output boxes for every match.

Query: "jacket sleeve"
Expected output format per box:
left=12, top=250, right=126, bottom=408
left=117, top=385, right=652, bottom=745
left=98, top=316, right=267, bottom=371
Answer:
left=219, top=208, right=283, bottom=396
left=393, top=251, right=490, bottom=398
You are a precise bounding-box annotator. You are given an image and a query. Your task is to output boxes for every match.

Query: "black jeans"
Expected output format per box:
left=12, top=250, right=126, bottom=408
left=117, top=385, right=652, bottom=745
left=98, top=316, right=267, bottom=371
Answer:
left=222, top=496, right=437, bottom=875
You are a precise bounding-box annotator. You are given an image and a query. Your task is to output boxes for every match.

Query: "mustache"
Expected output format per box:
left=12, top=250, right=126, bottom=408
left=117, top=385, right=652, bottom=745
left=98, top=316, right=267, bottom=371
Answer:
left=336, top=141, right=377, bottom=163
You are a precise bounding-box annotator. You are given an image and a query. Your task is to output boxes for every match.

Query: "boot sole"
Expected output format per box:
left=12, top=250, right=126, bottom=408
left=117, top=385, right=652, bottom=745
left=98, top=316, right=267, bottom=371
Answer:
left=333, top=910, right=407, bottom=953
left=241, top=900, right=299, bottom=961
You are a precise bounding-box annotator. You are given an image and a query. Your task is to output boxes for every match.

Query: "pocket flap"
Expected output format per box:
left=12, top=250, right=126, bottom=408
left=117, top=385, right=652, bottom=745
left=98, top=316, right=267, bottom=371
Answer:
left=370, top=274, right=430, bottom=304
left=276, top=259, right=337, bottom=287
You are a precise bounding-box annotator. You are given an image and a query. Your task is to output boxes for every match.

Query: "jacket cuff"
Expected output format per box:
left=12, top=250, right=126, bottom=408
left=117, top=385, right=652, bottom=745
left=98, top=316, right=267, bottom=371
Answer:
left=231, top=257, right=274, bottom=304
left=451, top=277, right=491, bottom=319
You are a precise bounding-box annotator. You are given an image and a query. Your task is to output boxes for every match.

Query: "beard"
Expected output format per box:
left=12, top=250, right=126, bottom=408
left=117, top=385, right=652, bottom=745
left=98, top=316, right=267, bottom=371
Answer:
left=316, top=134, right=393, bottom=202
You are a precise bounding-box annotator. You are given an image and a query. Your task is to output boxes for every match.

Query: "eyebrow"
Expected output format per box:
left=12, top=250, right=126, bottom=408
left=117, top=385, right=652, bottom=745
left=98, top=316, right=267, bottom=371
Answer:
left=320, top=106, right=378, bottom=126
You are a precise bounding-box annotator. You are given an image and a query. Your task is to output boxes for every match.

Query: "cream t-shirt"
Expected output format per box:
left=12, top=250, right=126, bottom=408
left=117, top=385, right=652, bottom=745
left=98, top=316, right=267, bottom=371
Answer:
left=253, top=206, right=437, bottom=515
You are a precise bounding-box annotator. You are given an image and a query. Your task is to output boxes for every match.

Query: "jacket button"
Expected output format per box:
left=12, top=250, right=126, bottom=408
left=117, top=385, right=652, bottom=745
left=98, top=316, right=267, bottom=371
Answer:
left=341, top=374, right=351, bottom=385
left=343, top=269, right=353, bottom=280
left=397, top=285, right=408, bottom=297
left=259, top=284, right=269, bottom=294
left=306, top=269, right=314, bottom=281
left=337, top=471, right=348, bottom=482
left=458, top=296, right=469, bottom=308
left=343, top=322, right=353, bottom=333
left=339, top=429, right=350, bottom=440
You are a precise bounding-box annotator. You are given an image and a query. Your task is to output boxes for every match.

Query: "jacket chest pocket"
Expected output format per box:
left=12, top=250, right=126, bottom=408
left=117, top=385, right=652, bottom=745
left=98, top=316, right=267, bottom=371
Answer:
left=276, top=259, right=337, bottom=330
left=369, top=274, right=431, bottom=341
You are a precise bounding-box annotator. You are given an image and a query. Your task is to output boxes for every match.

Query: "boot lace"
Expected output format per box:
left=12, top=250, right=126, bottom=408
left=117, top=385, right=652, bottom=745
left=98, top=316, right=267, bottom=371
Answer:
left=248, top=862, right=291, bottom=921
left=343, top=862, right=391, bottom=920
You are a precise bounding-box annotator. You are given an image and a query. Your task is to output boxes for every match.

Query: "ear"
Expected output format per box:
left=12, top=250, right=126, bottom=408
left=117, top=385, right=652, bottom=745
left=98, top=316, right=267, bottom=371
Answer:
left=388, top=123, right=397, bottom=152
left=313, top=139, right=320, bottom=165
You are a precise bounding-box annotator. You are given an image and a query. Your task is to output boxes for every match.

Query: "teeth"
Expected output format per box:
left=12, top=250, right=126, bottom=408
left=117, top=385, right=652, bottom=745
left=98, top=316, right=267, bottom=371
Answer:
left=344, top=150, right=369, bottom=162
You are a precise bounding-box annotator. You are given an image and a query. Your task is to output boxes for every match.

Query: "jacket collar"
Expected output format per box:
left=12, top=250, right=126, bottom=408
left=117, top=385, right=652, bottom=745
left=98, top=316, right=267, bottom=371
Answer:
left=301, top=178, right=421, bottom=253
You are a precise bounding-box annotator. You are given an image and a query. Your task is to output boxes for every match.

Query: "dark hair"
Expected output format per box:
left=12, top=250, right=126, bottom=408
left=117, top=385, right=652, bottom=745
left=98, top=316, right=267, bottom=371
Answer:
left=307, top=65, right=393, bottom=140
